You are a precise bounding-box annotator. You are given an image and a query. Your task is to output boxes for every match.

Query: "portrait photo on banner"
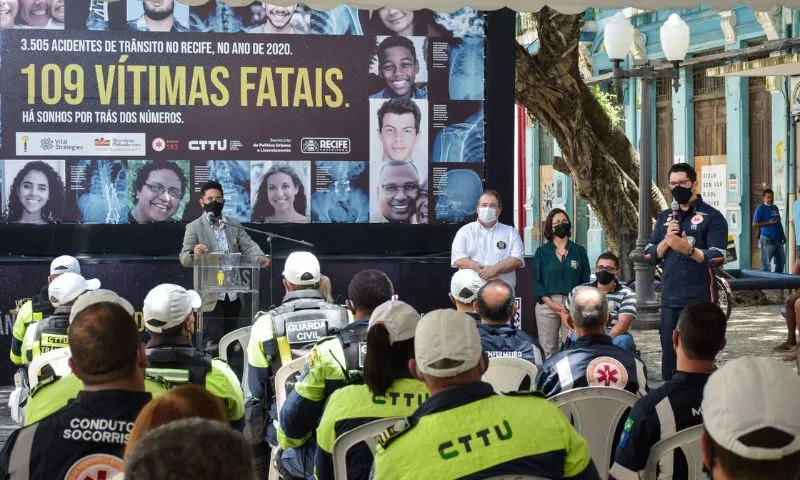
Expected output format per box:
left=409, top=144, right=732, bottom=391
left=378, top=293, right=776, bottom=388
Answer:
left=65, top=159, right=129, bottom=224
left=127, top=0, right=190, bottom=33
left=0, top=0, right=64, bottom=30
left=188, top=0, right=308, bottom=33
left=250, top=160, right=311, bottom=224
left=2, top=159, right=66, bottom=224
left=369, top=35, right=429, bottom=101
left=311, top=160, right=369, bottom=223
left=185, top=160, right=251, bottom=223
left=128, top=160, right=190, bottom=224
left=369, top=97, right=429, bottom=224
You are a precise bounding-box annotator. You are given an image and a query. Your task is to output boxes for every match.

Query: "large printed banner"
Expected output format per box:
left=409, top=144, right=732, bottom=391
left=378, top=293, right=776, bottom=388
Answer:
left=0, top=0, right=486, bottom=226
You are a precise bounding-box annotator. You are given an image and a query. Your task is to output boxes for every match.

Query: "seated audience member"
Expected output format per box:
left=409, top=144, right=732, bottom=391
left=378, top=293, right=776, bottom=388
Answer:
left=564, top=252, right=637, bottom=352
left=142, top=284, right=245, bottom=428
left=262, top=269, right=394, bottom=478
left=701, top=357, right=800, bottom=480
left=776, top=291, right=800, bottom=362
left=0, top=290, right=154, bottom=479
left=374, top=309, right=599, bottom=479
left=476, top=280, right=544, bottom=370
left=609, top=300, right=727, bottom=479
left=25, top=272, right=100, bottom=364
left=124, top=385, right=227, bottom=458
left=11, top=255, right=79, bottom=366
left=537, top=287, right=647, bottom=398
left=124, top=418, right=256, bottom=480
left=314, top=300, right=425, bottom=480
left=448, top=268, right=485, bottom=322
left=23, top=291, right=170, bottom=426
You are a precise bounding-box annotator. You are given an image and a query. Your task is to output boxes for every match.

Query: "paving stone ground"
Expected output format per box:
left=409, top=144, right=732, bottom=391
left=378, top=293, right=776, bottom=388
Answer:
left=0, top=304, right=795, bottom=450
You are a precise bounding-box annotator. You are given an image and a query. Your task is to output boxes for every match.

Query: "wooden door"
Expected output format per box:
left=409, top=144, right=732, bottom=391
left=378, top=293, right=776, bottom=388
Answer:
left=656, top=78, right=674, bottom=199
left=749, top=77, right=773, bottom=268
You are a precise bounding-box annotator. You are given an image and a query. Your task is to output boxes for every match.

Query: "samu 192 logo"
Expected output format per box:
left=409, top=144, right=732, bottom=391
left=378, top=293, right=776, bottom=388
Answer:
left=301, top=137, right=350, bottom=154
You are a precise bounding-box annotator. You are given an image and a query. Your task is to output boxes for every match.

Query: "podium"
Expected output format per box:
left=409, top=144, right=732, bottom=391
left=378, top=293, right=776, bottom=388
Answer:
left=194, top=253, right=264, bottom=353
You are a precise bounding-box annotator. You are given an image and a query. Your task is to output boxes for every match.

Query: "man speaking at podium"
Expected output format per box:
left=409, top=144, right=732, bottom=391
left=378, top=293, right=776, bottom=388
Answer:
left=180, top=181, right=270, bottom=352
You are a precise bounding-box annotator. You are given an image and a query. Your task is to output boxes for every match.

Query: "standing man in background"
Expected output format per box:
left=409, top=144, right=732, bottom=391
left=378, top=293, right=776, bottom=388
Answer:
left=180, top=181, right=269, bottom=353
left=646, top=163, right=728, bottom=381
left=753, top=188, right=786, bottom=273
left=451, top=190, right=524, bottom=291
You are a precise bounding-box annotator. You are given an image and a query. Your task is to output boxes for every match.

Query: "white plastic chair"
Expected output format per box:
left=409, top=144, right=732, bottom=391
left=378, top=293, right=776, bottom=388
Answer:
left=481, top=356, right=540, bottom=393
left=550, top=387, right=639, bottom=478
left=28, top=347, right=72, bottom=388
left=332, top=417, right=401, bottom=480
left=275, top=355, right=308, bottom=412
left=219, top=326, right=251, bottom=392
left=642, top=425, right=705, bottom=480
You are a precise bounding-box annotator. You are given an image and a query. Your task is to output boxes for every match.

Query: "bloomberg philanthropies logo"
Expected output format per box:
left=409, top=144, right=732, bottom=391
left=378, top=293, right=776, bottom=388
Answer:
left=301, top=137, right=350, bottom=154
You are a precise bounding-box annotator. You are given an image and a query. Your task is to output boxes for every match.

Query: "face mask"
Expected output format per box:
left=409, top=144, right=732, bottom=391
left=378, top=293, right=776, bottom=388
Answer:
left=596, top=270, right=616, bottom=285
left=204, top=201, right=224, bottom=218
left=478, top=207, right=497, bottom=223
left=554, top=223, right=571, bottom=238
left=672, top=185, right=693, bottom=205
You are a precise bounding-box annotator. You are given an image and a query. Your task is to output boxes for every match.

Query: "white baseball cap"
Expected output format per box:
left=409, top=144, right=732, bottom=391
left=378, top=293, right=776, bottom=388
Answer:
left=369, top=300, right=421, bottom=344
left=49, top=255, right=80, bottom=275
left=702, top=357, right=800, bottom=461
left=415, top=309, right=483, bottom=378
left=48, top=272, right=101, bottom=307
left=283, top=251, right=321, bottom=286
left=69, top=289, right=135, bottom=324
left=450, top=269, right=486, bottom=304
left=143, top=284, right=202, bottom=333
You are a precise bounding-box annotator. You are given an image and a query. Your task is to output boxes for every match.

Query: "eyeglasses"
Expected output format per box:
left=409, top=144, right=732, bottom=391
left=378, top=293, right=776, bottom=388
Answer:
left=596, top=266, right=617, bottom=273
left=145, top=183, right=182, bottom=199
left=668, top=180, right=693, bottom=189
left=382, top=183, right=420, bottom=195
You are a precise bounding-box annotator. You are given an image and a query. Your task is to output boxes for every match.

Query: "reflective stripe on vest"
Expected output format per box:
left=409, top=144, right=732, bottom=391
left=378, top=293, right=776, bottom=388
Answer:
left=145, top=368, right=192, bottom=384
left=9, top=423, right=38, bottom=480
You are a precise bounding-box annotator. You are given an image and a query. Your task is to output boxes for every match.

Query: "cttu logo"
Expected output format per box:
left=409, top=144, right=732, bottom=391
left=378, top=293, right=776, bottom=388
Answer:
left=301, top=137, right=350, bottom=154
left=188, top=139, right=243, bottom=151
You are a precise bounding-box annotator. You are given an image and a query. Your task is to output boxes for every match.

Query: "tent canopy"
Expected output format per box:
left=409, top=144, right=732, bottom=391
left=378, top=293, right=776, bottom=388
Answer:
left=116, top=0, right=800, bottom=15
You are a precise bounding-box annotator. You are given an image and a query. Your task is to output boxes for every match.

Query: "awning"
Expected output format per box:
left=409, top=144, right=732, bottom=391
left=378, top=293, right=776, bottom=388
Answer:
left=113, top=0, right=800, bottom=15
left=706, top=53, right=800, bottom=77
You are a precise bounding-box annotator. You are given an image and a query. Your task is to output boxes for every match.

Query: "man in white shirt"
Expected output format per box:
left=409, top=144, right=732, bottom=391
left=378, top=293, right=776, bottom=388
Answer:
left=451, top=190, right=524, bottom=290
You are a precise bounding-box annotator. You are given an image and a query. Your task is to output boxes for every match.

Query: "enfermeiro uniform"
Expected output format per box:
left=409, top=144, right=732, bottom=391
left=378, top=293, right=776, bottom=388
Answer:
left=451, top=221, right=524, bottom=290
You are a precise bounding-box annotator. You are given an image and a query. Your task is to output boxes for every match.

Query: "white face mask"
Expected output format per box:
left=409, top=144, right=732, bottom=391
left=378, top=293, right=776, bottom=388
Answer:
left=477, top=207, right=497, bottom=223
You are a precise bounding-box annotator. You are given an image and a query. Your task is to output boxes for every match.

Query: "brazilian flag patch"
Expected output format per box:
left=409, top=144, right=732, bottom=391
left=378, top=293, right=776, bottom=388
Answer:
left=618, top=417, right=634, bottom=449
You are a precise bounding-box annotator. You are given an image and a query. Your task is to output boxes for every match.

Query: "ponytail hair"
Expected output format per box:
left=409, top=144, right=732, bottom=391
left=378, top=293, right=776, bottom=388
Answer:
left=363, top=324, right=415, bottom=396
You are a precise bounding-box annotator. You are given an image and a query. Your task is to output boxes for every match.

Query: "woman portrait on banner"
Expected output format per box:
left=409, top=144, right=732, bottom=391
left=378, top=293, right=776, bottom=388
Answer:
left=252, top=163, right=310, bottom=224
left=129, top=160, right=188, bottom=224
left=367, top=8, right=449, bottom=37
left=532, top=207, right=591, bottom=358
left=4, top=160, right=65, bottom=224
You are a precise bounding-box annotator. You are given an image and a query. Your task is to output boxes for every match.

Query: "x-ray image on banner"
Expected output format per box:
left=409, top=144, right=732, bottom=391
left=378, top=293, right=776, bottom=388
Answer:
left=187, top=160, right=251, bottom=223
left=311, top=161, right=369, bottom=223
left=427, top=38, right=485, bottom=101
left=431, top=164, right=483, bottom=223
left=430, top=101, right=484, bottom=163
left=66, top=159, right=129, bottom=224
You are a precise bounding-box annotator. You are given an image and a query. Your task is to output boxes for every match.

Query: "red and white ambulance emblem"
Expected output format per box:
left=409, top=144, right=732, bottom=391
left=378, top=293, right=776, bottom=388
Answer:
left=65, top=454, right=124, bottom=480
left=586, top=356, right=629, bottom=389
left=691, top=214, right=704, bottom=225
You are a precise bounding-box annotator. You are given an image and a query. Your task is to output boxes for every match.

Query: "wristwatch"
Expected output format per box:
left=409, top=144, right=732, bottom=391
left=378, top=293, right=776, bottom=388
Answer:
left=687, top=246, right=696, bottom=257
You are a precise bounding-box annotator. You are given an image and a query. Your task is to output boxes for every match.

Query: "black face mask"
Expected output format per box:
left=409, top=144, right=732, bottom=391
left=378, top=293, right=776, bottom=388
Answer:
left=203, top=201, right=224, bottom=218
left=672, top=185, right=693, bottom=205
left=554, top=223, right=571, bottom=239
left=596, top=270, right=616, bottom=286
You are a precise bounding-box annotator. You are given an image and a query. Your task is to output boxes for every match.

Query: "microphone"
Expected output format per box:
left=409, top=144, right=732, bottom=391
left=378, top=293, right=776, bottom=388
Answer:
left=671, top=200, right=681, bottom=223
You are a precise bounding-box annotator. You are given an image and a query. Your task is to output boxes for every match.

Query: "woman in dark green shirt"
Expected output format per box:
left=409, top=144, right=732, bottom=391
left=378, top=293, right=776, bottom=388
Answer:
left=532, top=208, right=590, bottom=357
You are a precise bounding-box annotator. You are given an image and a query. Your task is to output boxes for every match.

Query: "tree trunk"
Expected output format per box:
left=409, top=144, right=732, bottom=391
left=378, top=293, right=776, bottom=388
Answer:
left=515, top=8, right=668, bottom=279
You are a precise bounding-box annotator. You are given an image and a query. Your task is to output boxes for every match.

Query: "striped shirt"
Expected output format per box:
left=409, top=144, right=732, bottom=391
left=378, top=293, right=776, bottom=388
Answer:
left=565, top=281, right=636, bottom=326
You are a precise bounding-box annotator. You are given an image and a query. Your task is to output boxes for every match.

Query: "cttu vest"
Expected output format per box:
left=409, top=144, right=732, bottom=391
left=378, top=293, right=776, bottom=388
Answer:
left=145, top=346, right=211, bottom=386
left=35, top=310, right=70, bottom=355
